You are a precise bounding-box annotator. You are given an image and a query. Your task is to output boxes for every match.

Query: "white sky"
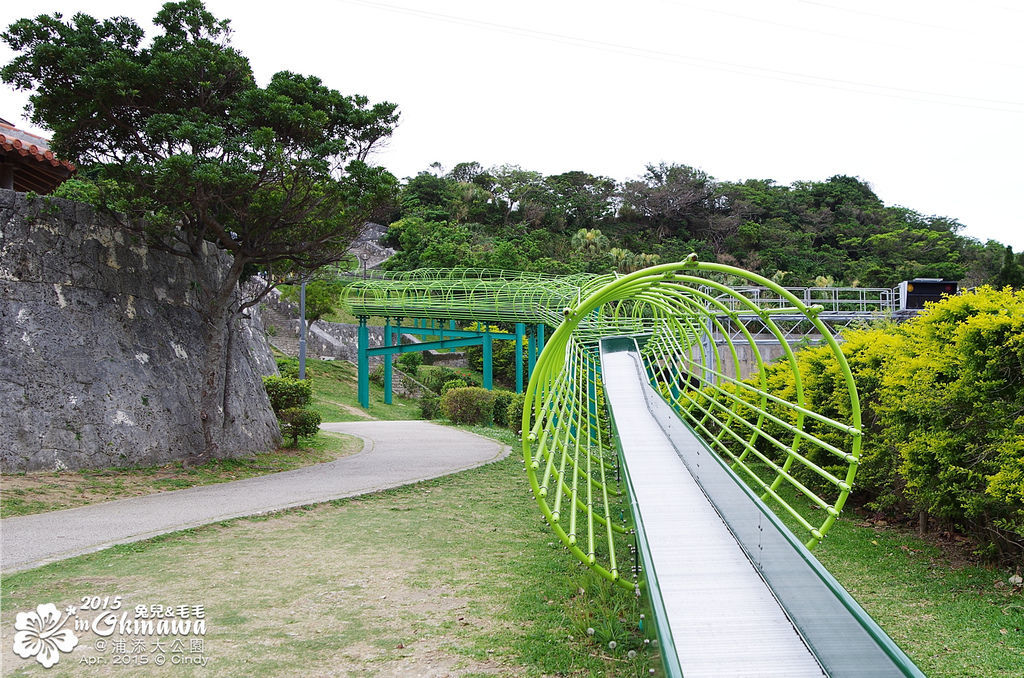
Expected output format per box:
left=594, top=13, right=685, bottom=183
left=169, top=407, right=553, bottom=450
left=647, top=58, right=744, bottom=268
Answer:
left=4, top=0, right=1023, bottom=250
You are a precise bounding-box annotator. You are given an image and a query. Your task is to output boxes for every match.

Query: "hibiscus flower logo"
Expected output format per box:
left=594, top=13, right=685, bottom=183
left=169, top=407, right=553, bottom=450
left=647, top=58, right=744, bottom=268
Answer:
left=12, top=603, right=79, bottom=668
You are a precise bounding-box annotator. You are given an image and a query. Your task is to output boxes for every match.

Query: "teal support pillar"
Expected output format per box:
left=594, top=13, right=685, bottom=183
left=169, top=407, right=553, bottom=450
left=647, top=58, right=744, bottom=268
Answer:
left=383, top=318, right=393, bottom=405
left=515, top=322, right=525, bottom=393
left=357, top=317, right=369, bottom=408
left=527, top=325, right=537, bottom=378
left=482, top=326, right=493, bottom=390
left=537, top=323, right=545, bottom=350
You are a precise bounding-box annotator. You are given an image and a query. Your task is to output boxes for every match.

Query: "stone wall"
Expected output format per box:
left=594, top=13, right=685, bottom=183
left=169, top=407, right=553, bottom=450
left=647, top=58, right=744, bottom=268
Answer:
left=0, top=190, right=280, bottom=472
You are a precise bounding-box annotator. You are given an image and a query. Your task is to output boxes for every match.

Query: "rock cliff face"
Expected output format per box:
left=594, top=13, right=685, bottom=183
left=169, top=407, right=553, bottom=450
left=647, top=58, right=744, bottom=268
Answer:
left=0, top=190, right=280, bottom=471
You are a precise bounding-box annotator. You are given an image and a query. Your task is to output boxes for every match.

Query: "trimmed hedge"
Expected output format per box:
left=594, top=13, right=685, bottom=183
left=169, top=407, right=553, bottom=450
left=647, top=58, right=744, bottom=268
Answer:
left=440, top=387, right=495, bottom=425
left=262, top=376, right=312, bottom=412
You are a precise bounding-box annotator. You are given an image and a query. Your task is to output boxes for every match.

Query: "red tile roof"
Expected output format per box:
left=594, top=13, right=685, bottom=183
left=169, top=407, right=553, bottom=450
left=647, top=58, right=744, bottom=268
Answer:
left=0, top=120, right=76, bottom=173
left=0, top=118, right=76, bottom=193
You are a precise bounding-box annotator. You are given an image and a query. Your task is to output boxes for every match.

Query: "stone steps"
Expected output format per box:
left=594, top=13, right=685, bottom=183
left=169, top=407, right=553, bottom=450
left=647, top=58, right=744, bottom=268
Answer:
left=262, top=305, right=300, bottom=357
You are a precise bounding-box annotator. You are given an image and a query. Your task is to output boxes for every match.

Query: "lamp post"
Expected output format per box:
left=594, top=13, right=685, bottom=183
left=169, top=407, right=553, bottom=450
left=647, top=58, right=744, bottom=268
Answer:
left=360, top=253, right=368, bottom=278
left=298, top=279, right=307, bottom=379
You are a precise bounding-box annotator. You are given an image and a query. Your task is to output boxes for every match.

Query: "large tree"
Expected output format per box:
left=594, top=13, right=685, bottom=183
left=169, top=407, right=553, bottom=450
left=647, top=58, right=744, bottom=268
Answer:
left=3, top=1, right=399, bottom=461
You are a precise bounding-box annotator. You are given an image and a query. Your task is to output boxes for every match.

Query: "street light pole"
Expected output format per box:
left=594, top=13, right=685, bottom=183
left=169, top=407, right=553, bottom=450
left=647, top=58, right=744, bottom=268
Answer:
left=298, top=280, right=307, bottom=379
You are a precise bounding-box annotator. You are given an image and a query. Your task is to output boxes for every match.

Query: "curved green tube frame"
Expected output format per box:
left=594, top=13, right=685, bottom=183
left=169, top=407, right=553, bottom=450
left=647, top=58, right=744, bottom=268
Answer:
left=339, top=262, right=863, bottom=592
left=522, top=257, right=862, bottom=590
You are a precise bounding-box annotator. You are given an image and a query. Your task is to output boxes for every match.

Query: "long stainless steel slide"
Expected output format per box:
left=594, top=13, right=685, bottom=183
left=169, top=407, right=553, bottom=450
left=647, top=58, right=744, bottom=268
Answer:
left=600, top=337, right=924, bottom=678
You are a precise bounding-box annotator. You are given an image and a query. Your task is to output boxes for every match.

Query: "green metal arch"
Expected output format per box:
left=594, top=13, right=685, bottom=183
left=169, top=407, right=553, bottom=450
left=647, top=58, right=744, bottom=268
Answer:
left=522, top=257, right=863, bottom=589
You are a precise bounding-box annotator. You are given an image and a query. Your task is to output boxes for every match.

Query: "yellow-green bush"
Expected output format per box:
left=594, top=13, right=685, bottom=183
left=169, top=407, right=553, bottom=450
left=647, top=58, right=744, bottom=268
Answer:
left=749, top=287, right=1024, bottom=558
left=879, top=286, right=1024, bottom=556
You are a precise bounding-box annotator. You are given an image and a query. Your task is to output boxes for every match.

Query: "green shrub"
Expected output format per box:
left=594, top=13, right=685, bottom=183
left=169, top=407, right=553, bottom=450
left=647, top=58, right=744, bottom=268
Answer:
left=506, top=393, right=526, bottom=433
left=744, top=287, right=1024, bottom=559
left=370, top=363, right=386, bottom=386
left=441, top=378, right=468, bottom=395
left=491, top=390, right=517, bottom=427
left=397, top=351, right=423, bottom=376
left=879, top=286, right=1024, bottom=554
left=420, top=394, right=440, bottom=420
left=262, top=376, right=312, bottom=412
left=421, top=366, right=460, bottom=394
left=278, top=407, right=321, bottom=447
left=440, top=387, right=495, bottom=425
left=275, top=357, right=300, bottom=379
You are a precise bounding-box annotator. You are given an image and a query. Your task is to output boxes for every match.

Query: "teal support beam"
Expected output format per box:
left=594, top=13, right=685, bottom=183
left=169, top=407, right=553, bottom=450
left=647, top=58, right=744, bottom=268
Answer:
left=397, top=326, right=517, bottom=340
left=357, top=317, right=369, bottom=408
left=483, top=326, right=493, bottom=390
left=537, top=323, right=545, bottom=350
left=383, top=317, right=393, bottom=405
left=515, top=322, right=525, bottom=393
left=367, top=335, right=484, bottom=356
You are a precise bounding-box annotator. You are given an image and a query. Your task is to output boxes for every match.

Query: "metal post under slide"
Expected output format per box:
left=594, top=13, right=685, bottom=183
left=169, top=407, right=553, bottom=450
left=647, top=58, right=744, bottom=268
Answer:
left=482, top=326, right=493, bottom=390
left=383, top=318, right=393, bottom=405
left=357, top=317, right=369, bottom=408
left=599, top=338, right=924, bottom=678
left=515, top=322, right=525, bottom=394
left=527, top=325, right=537, bottom=378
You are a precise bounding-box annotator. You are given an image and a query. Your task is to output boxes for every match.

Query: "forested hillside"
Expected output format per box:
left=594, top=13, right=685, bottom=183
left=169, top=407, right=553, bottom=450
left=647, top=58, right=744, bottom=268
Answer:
left=381, top=161, right=1021, bottom=288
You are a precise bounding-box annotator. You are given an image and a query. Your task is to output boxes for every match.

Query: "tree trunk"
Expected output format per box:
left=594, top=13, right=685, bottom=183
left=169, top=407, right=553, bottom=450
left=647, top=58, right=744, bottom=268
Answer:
left=194, top=256, right=247, bottom=464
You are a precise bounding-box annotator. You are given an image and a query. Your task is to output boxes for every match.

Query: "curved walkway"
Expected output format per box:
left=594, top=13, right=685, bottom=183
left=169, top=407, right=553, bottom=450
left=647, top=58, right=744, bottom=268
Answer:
left=1, top=421, right=508, bottom=573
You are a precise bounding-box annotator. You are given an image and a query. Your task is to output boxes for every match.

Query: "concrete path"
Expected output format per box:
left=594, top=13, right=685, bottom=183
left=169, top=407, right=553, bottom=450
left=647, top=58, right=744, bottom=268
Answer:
left=1, top=421, right=508, bottom=573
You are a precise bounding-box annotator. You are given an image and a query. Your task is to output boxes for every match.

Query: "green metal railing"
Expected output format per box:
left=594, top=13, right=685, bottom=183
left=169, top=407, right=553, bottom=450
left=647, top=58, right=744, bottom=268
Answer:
left=522, top=257, right=863, bottom=590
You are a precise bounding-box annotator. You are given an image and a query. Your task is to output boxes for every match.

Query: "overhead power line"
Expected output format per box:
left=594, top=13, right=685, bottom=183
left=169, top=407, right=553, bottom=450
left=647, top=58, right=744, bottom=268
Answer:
left=339, top=0, right=1024, bottom=114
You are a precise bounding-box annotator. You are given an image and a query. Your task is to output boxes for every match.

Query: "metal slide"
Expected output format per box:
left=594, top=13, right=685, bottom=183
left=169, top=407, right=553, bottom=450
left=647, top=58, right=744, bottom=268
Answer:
left=601, top=337, right=924, bottom=678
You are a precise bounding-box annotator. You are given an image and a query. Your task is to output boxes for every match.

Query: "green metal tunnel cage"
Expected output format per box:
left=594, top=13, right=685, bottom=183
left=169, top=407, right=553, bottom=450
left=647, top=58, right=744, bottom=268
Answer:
left=340, top=260, right=863, bottom=590
left=521, top=255, right=863, bottom=592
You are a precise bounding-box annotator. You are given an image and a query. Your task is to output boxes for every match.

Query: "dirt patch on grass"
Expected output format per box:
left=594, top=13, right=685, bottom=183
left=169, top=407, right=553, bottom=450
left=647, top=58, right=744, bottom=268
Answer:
left=0, top=432, right=362, bottom=518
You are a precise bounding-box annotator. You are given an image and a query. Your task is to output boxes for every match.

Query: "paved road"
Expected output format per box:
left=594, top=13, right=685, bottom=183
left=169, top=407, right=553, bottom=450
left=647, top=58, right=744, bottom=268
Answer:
left=1, top=421, right=508, bottom=573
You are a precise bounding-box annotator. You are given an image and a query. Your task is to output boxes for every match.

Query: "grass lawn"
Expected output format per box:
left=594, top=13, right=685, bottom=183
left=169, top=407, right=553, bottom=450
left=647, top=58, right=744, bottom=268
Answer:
left=813, top=515, right=1024, bottom=677
left=3, top=356, right=1021, bottom=676
left=1, top=447, right=655, bottom=677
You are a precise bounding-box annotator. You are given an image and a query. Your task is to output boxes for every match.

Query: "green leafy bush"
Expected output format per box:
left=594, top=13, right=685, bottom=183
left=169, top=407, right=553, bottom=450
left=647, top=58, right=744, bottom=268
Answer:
left=420, top=394, right=440, bottom=420
left=421, top=366, right=461, bottom=394
left=441, top=378, right=468, bottom=395
left=440, top=387, right=495, bottom=425
left=370, top=363, right=386, bottom=386
left=879, top=286, right=1024, bottom=554
left=262, top=376, right=312, bottom=412
left=278, top=407, right=322, bottom=447
left=275, top=357, right=300, bottom=379
left=745, top=287, right=1024, bottom=559
left=491, top=390, right=517, bottom=427
left=397, top=351, right=423, bottom=376
left=506, top=393, right=527, bottom=433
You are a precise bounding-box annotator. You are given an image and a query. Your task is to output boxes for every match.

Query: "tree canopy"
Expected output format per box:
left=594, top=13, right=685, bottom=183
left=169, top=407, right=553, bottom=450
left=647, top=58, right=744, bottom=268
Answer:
left=3, top=0, right=400, bottom=460
left=381, top=161, right=1013, bottom=287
